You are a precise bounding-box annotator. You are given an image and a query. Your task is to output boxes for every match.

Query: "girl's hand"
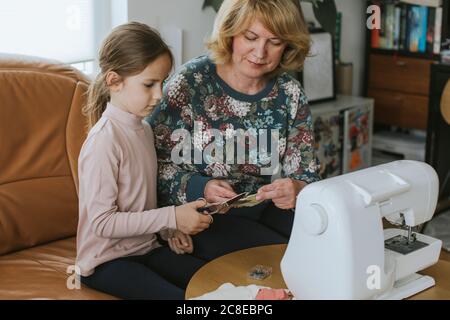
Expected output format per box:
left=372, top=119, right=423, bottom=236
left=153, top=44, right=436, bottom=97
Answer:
left=175, top=200, right=212, bottom=235
left=204, top=179, right=237, bottom=203
left=168, top=230, right=193, bottom=254
left=256, top=178, right=307, bottom=210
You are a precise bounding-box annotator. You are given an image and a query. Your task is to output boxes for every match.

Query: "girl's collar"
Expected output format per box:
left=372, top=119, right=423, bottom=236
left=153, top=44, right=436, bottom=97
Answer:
left=103, top=103, right=144, bottom=130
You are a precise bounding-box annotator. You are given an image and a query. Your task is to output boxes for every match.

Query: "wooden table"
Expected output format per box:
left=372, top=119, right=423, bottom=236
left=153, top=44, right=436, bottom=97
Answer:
left=186, top=244, right=450, bottom=300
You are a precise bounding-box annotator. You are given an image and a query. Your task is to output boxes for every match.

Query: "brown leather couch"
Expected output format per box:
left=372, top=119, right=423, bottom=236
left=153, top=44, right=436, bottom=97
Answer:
left=0, top=55, right=115, bottom=299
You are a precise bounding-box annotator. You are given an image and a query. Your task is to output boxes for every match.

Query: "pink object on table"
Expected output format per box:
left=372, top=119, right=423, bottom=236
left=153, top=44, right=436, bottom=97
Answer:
left=255, top=288, right=291, bottom=300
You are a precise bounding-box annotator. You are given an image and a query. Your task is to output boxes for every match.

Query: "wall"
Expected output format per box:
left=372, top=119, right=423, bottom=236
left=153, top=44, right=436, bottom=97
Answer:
left=127, top=0, right=367, bottom=95
left=301, top=0, right=367, bottom=96
left=111, top=0, right=129, bottom=28
left=337, top=0, right=367, bottom=96
left=127, top=0, right=216, bottom=64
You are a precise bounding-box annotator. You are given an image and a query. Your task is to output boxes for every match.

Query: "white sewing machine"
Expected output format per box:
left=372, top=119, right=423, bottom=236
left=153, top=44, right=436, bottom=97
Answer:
left=281, top=160, right=442, bottom=300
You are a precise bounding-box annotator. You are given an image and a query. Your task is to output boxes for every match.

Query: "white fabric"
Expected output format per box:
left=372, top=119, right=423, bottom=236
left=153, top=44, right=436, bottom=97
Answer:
left=190, top=283, right=268, bottom=300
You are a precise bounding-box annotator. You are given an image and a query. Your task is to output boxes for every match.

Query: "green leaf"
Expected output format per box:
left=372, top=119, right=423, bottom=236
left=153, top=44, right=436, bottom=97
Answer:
left=312, top=0, right=337, bottom=37
left=301, top=0, right=324, bottom=8
left=202, top=0, right=224, bottom=12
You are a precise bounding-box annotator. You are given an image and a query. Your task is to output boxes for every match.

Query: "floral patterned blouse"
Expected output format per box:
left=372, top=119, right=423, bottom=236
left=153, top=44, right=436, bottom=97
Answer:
left=148, top=55, right=320, bottom=206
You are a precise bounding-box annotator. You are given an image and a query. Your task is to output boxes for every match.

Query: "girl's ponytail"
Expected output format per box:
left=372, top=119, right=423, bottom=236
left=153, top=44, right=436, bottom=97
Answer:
left=83, top=73, right=110, bottom=131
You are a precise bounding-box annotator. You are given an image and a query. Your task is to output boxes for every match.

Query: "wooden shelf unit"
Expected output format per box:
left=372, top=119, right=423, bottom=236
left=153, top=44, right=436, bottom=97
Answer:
left=364, top=0, right=450, bottom=130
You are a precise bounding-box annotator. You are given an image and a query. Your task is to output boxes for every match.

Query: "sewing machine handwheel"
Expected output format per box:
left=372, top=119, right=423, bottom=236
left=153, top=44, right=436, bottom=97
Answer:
left=301, top=204, right=328, bottom=236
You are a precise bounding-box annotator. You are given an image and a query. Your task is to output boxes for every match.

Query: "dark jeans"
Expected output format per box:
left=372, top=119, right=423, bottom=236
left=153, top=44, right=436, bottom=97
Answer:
left=230, top=201, right=295, bottom=238
left=191, top=201, right=294, bottom=261
left=81, top=246, right=206, bottom=300
left=81, top=202, right=294, bottom=299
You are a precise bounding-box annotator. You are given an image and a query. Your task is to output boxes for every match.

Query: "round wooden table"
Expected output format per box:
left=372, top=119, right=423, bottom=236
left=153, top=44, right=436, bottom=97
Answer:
left=185, top=244, right=450, bottom=300
left=186, top=245, right=288, bottom=299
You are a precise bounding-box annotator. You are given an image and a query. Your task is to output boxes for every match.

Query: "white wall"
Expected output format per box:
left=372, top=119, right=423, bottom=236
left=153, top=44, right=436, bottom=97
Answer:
left=127, top=0, right=216, bottom=64
left=337, top=0, right=367, bottom=96
left=126, top=0, right=367, bottom=95
left=111, top=0, right=129, bottom=28
left=301, top=0, right=367, bottom=95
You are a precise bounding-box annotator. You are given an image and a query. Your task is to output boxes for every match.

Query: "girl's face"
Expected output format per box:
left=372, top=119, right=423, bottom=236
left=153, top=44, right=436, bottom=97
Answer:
left=230, top=18, right=287, bottom=80
left=111, top=53, right=172, bottom=118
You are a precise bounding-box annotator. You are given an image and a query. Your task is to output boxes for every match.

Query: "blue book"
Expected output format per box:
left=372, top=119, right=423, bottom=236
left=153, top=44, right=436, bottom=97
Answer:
left=418, top=6, right=428, bottom=52
left=408, top=6, right=419, bottom=51
left=409, top=6, right=428, bottom=52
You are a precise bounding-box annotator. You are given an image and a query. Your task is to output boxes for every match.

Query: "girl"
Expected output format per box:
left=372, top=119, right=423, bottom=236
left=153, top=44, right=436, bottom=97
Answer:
left=76, top=22, right=212, bottom=300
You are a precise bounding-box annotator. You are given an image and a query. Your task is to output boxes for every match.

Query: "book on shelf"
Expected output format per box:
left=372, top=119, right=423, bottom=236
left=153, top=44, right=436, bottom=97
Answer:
left=399, top=2, right=408, bottom=50
left=426, top=7, right=436, bottom=54
left=408, top=6, right=428, bottom=52
left=394, top=5, right=402, bottom=49
left=434, top=6, right=443, bottom=53
left=370, top=0, right=443, bottom=55
left=386, top=3, right=396, bottom=49
left=399, top=0, right=442, bottom=7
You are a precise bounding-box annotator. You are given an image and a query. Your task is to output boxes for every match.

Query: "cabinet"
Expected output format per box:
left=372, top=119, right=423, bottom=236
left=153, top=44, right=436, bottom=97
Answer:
left=311, top=95, right=374, bottom=179
left=365, top=0, right=450, bottom=130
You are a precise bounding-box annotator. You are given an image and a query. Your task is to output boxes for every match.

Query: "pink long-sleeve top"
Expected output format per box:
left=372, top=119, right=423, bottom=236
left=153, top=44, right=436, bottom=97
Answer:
left=76, top=103, right=177, bottom=277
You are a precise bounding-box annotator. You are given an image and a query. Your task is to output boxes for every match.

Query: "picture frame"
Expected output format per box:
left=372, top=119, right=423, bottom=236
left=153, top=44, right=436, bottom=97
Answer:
left=298, top=29, right=336, bottom=104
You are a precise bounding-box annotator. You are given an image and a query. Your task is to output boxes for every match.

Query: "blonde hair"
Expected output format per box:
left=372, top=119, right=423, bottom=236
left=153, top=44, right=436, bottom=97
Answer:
left=83, top=22, right=173, bottom=130
left=206, top=0, right=310, bottom=76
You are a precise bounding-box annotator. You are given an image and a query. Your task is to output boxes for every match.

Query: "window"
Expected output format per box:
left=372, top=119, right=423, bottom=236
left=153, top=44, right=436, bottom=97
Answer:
left=0, top=0, right=127, bottom=75
left=70, top=60, right=95, bottom=75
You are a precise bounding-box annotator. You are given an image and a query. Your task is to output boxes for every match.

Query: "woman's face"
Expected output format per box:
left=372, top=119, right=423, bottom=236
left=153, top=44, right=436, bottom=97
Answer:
left=231, top=18, right=287, bottom=80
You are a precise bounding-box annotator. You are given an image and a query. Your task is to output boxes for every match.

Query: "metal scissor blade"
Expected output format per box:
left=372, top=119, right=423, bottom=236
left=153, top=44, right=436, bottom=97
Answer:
left=223, top=192, right=249, bottom=207
left=197, top=192, right=249, bottom=214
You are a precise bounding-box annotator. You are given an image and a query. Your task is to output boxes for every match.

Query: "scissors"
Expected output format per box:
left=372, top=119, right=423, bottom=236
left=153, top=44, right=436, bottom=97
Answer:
left=197, top=192, right=249, bottom=215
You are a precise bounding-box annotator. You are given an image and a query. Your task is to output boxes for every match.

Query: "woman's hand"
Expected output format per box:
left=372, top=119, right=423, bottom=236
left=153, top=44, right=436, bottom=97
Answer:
left=175, top=200, right=212, bottom=235
left=168, top=230, right=194, bottom=255
left=256, top=178, right=307, bottom=210
left=204, top=179, right=237, bottom=203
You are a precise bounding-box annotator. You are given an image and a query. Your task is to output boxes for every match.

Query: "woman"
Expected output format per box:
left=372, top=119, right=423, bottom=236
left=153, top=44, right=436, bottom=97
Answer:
left=148, top=0, right=320, bottom=261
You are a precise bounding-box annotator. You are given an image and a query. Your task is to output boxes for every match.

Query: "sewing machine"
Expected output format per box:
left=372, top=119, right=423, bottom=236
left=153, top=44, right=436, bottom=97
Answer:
left=281, top=160, right=442, bottom=300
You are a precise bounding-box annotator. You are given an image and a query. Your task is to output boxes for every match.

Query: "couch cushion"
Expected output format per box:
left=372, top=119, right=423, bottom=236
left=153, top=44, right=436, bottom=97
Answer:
left=0, top=237, right=116, bottom=300
left=0, top=55, right=89, bottom=255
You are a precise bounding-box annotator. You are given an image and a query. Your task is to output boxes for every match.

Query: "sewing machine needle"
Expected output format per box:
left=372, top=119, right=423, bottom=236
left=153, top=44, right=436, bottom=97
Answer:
left=407, top=226, right=412, bottom=244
